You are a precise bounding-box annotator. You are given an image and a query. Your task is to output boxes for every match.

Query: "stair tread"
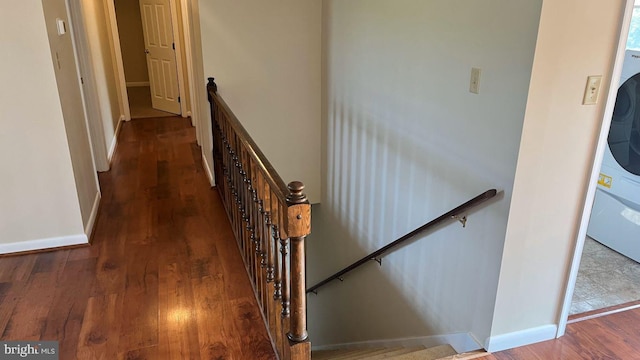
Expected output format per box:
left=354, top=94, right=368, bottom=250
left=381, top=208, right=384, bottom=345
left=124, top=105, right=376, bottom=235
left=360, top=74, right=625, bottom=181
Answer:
left=390, top=344, right=457, bottom=360
left=437, top=350, right=488, bottom=360
left=364, top=346, right=428, bottom=359
left=333, top=348, right=395, bottom=360
left=313, top=344, right=461, bottom=360
left=313, top=348, right=387, bottom=360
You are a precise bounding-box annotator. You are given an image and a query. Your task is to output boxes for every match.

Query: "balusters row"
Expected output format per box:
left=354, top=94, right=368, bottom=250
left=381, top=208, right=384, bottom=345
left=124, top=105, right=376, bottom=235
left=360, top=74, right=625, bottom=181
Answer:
left=208, top=76, right=310, bottom=360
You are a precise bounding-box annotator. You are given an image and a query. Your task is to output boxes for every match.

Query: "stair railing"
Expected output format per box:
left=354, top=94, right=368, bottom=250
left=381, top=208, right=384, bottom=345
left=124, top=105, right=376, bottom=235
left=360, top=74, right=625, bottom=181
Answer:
left=207, top=78, right=311, bottom=360
left=307, top=189, right=498, bottom=294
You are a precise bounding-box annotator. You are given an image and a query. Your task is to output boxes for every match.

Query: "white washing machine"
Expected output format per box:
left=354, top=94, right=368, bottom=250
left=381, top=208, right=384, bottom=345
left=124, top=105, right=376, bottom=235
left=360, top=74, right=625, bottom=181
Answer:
left=588, top=50, right=640, bottom=262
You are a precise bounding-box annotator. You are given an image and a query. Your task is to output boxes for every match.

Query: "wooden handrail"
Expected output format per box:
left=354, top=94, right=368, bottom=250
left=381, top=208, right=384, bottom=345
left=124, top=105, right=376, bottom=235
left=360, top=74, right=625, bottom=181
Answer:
left=207, top=78, right=290, bottom=203
left=207, top=78, right=311, bottom=360
left=306, top=189, right=498, bottom=294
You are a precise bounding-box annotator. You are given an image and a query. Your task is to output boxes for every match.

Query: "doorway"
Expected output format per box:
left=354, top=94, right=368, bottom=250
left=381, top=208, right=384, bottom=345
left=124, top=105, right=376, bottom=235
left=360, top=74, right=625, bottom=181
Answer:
left=570, top=2, right=640, bottom=318
left=114, top=0, right=186, bottom=119
left=560, top=0, right=640, bottom=333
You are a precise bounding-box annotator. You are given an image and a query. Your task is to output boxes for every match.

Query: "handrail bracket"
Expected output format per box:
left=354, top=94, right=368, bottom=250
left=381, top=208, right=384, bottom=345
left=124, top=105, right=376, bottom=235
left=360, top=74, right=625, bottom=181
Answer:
left=452, top=214, right=467, bottom=228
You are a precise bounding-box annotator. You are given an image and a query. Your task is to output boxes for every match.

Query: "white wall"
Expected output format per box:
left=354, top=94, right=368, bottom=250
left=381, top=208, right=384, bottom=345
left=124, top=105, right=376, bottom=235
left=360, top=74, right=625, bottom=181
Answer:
left=41, top=0, right=100, bottom=232
left=489, top=0, right=626, bottom=350
left=198, top=0, right=322, bottom=203
left=79, top=0, right=123, bottom=157
left=0, top=0, right=86, bottom=248
left=307, top=0, right=542, bottom=347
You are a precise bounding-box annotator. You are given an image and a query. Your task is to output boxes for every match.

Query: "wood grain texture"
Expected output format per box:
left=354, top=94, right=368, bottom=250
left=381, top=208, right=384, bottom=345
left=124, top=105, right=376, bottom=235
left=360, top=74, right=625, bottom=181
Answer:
left=0, top=117, right=276, bottom=360
left=479, top=306, right=640, bottom=359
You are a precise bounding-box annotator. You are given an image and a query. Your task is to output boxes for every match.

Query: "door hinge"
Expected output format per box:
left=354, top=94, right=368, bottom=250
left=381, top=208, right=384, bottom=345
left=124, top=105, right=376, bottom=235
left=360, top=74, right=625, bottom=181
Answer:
left=172, top=42, right=175, bottom=50
left=178, top=96, right=181, bottom=103
left=80, top=77, right=84, bottom=84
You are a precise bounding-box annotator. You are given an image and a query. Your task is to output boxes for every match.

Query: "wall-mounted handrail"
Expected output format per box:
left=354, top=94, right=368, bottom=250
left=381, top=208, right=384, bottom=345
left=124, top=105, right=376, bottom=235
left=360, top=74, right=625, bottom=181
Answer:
left=306, top=189, right=497, bottom=294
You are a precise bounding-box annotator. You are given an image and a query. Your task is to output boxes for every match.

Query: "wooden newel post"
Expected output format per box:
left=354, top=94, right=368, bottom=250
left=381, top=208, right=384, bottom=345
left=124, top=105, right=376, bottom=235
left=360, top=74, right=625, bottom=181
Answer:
left=286, top=181, right=311, bottom=343
left=207, top=77, right=217, bottom=94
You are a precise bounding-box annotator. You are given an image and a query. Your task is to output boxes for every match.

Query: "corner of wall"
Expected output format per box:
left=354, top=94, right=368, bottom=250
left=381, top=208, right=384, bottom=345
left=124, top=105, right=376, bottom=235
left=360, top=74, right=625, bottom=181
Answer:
left=484, top=324, right=557, bottom=353
left=108, top=117, right=123, bottom=163
left=202, top=150, right=215, bottom=187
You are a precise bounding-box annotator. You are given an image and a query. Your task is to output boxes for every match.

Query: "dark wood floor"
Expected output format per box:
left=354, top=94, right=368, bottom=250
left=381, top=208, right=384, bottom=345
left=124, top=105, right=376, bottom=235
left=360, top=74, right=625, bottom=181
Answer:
left=0, top=117, right=276, bottom=359
left=480, top=307, right=640, bottom=359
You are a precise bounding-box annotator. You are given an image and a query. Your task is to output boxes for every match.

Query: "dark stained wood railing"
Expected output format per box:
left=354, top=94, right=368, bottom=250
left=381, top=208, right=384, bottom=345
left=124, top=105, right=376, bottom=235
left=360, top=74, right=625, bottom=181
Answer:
left=307, top=189, right=497, bottom=294
left=207, top=78, right=311, bottom=360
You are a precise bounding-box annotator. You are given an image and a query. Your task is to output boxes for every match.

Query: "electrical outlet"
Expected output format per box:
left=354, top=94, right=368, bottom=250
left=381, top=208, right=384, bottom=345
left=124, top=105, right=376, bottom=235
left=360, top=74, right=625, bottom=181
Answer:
left=470, top=67, right=481, bottom=94
left=583, top=75, right=602, bottom=105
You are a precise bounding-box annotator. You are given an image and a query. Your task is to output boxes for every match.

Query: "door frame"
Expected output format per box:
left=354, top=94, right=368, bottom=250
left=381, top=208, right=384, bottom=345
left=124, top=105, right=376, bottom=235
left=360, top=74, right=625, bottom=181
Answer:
left=67, top=0, right=110, bottom=171
left=105, top=0, right=131, bottom=121
left=558, top=0, right=636, bottom=337
left=109, top=0, right=187, bottom=118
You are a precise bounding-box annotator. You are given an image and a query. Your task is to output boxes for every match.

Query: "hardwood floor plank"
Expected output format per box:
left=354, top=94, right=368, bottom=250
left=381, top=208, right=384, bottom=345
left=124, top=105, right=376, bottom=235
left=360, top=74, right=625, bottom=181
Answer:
left=117, top=244, right=159, bottom=354
left=77, top=294, right=122, bottom=360
left=2, top=272, right=58, bottom=340
left=0, top=254, right=37, bottom=282
left=42, top=258, right=97, bottom=359
left=157, top=261, right=200, bottom=360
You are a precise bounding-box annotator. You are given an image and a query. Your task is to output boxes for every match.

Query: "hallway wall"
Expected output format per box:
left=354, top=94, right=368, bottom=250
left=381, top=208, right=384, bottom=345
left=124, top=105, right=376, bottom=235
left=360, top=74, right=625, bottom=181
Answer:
left=78, top=0, right=123, bottom=159
left=490, top=0, right=626, bottom=351
left=198, top=0, right=322, bottom=203
left=41, top=0, right=100, bottom=231
left=307, top=0, right=542, bottom=347
left=0, top=0, right=86, bottom=250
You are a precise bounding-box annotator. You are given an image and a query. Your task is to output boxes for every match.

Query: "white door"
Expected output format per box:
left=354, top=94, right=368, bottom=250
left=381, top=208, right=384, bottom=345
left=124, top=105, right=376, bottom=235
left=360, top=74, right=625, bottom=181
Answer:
left=140, top=0, right=181, bottom=115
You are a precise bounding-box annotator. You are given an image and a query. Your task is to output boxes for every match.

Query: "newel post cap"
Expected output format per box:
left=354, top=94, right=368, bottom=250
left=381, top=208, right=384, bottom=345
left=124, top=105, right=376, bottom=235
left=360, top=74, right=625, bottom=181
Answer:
left=286, top=181, right=307, bottom=204
left=207, top=77, right=217, bottom=93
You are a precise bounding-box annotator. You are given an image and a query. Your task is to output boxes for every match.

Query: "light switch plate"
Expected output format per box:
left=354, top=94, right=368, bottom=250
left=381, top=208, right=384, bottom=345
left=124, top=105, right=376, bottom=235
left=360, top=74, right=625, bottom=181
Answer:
left=470, top=67, right=481, bottom=94
left=56, top=18, right=66, bottom=35
left=583, top=75, right=602, bottom=105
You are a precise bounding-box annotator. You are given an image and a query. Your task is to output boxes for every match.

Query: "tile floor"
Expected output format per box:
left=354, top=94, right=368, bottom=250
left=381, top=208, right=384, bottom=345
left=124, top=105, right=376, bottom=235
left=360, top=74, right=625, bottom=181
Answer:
left=570, top=237, right=640, bottom=315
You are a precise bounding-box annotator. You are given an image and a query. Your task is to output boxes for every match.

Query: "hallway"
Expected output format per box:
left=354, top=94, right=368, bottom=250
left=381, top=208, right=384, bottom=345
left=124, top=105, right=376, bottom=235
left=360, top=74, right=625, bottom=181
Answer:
left=0, top=117, right=276, bottom=359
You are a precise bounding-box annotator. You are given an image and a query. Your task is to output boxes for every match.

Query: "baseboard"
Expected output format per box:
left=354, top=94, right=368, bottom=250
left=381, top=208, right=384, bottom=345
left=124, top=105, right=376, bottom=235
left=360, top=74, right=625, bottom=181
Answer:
left=126, top=81, right=149, bottom=87
left=484, top=324, right=557, bottom=353
left=0, top=234, right=88, bottom=255
left=202, top=150, right=215, bottom=187
left=311, top=332, right=482, bottom=354
left=84, top=191, right=101, bottom=239
left=108, top=118, right=123, bottom=164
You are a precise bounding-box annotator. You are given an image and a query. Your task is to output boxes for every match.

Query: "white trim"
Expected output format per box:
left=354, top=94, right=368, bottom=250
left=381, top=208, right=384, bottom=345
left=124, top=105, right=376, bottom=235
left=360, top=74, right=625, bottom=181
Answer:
left=558, top=0, right=635, bottom=337
left=84, top=191, right=101, bottom=237
left=0, top=234, right=88, bottom=255
left=108, top=117, right=123, bottom=163
left=484, top=324, right=557, bottom=353
left=183, top=0, right=204, bottom=146
left=567, top=303, right=640, bottom=325
left=311, top=332, right=481, bottom=354
left=104, top=0, right=131, bottom=121
left=67, top=0, right=110, bottom=172
left=202, top=149, right=215, bottom=186
left=169, top=0, right=186, bottom=118
left=181, top=0, right=198, bottom=132
left=126, top=81, right=150, bottom=87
